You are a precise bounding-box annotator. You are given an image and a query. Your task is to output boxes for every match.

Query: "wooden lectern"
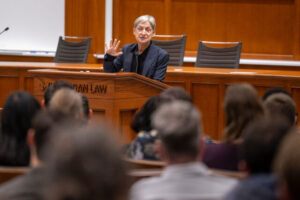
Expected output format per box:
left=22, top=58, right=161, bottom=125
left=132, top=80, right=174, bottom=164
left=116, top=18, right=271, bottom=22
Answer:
left=28, top=69, right=169, bottom=143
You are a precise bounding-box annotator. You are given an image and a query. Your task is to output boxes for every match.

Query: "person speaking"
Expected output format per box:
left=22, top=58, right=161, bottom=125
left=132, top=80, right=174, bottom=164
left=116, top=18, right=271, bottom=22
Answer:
left=103, top=15, right=169, bottom=82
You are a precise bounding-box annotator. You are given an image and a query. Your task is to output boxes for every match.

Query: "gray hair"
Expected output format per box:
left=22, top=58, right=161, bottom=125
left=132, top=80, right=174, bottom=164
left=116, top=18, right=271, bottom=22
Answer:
left=48, top=88, right=83, bottom=120
left=134, top=15, right=156, bottom=31
left=152, top=100, right=202, bottom=159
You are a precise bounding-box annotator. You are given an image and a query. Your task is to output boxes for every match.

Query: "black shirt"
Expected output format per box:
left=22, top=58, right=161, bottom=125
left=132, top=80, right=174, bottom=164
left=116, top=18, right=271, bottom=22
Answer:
left=131, top=44, right=151, bottom=75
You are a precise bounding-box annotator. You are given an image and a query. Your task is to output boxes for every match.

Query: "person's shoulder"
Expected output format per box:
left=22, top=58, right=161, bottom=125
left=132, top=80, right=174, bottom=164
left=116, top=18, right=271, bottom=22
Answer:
left=131, top=174, right=162, bottom=190
left=0, top=168, right=45, bottom=199
left=122, top=43, right=137, bottom=51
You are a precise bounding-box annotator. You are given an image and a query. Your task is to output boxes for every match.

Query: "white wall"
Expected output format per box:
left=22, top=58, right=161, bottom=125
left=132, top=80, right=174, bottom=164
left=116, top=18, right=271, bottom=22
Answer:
left=0, top=0, right=64, bottom=52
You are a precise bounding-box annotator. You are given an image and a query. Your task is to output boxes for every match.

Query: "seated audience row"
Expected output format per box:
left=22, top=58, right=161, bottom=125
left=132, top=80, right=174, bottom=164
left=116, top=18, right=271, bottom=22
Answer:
left=0, top=81, right=299, bottom=200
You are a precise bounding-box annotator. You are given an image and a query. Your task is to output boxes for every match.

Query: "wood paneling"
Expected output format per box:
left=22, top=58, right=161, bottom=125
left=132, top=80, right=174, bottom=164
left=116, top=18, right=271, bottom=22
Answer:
left=191, top=83, right=220, bottom=139
left=65, top=0, right=105, bottom=62
left=2, top=0, right=300, bottom=63
left=113, top=0, right=300, bottom=60
left=165, top=66, right=300, bottom=140
left=113, top=0, right=166, bottom=44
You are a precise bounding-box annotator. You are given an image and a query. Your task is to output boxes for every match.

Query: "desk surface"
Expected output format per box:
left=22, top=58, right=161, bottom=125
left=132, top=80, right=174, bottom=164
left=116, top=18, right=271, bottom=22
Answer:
left=94, top=54, right=300, bottom=67
left=167, top=66, right=300, bottom=78
left=0, top=61, right=101, bottom=71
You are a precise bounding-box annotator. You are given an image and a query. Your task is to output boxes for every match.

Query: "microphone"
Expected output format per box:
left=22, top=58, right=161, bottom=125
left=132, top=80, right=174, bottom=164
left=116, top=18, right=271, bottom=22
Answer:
left=0, top=27, right=9, bottom=35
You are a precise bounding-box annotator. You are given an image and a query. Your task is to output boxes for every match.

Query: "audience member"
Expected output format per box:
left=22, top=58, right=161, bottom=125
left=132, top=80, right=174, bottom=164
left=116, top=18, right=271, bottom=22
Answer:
left=0, top=91, right=41, bottom=166
left=43, top=123, right=129, bottom=200
left=48, top=88, right=83, bottom=122
left=264, top=93, right=297, bottom=126
left=160, top=86, right=193, bottom=103
left=0, top=110, right=55, bottom=200
left=104, top=15, right=169, bottom=82
left=127, top=96, right=161, bottom=160
left=130, top=101, right=237, bottom=200
left=43, top=80, right=73, bottom=107
left=262, top=87, right=292, bottom=101
left=225, top=116, right=293, bottom=200
left=274, top=129, right=300, bottom=200
left=203, top=83, right=265, bottom=171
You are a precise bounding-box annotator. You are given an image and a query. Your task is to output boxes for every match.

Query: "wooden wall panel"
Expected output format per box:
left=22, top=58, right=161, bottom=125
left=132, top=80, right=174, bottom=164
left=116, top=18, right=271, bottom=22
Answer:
left=191, top=83, right=220, bottom=140
left=113, top=0, right=300, bottom=59
left=0, top=77, right=19, bottom=107
left=65, top=0, right=105, bottom=62
left=113, top=0, right=166, bottom=45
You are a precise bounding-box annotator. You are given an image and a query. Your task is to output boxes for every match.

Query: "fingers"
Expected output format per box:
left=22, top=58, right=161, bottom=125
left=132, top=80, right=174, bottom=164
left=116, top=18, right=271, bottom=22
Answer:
left=116, top=51, right=123, bottom=56
left=111, top=38, right=121, bottom=48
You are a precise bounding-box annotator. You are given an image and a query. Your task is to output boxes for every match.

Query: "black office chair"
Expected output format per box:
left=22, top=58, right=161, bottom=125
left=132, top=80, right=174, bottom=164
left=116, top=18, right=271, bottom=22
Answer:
left=152, top=35, right=186, bottom=66
left=195, top=41, right=242, bottom=69
left=54, top=36, right=92, bottom=63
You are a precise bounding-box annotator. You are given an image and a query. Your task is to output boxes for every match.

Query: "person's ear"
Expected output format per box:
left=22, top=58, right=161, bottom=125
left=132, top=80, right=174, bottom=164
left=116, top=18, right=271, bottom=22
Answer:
left=41, top=99, right=46, bottom=109
left=27, top=128, right=35, bottom=147
left=155, top=140, right=166, bottom=161
left=238, top=160, right=249, bottom=173
left=88, top=108, right=93, bottom=119
left=198, top=135, right=206, bottom=161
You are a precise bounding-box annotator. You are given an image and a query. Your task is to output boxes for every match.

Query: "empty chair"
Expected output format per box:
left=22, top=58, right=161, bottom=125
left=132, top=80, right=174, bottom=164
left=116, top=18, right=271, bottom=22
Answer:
left=195, top=41, right=242, bottom=68
left=152, top=35, right=186, bottom=66
left=54, top=36, right=91, bottom=63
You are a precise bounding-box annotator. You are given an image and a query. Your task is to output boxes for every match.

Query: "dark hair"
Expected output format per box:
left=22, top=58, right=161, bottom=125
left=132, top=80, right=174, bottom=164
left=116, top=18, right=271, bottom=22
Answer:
left=264, top=93, right=296, bottom=126
left=223, top=84, right=265, bottom=143
left=44, top=80, right=73, bottom=107
left=81, top=94, right=90, bottom=119
left=242, top=116, right=292, bottom=174
left=131, top=96, right=161, bottom=132
left=262, top=87, right=291, bottom=101
left=0, top=91, right=41, bottom=166
left=31, top=110, right=55, bottom=161
left=44, top=123, right=129, bottom=200
left=274, top=130, right=300, bottom=200
left=160, top=87, right=193, bottom=103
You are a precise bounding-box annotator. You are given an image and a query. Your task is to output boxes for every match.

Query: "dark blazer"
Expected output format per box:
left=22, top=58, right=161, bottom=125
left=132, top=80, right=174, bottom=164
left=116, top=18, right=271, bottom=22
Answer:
left=103, top=42, right=169, bottom=82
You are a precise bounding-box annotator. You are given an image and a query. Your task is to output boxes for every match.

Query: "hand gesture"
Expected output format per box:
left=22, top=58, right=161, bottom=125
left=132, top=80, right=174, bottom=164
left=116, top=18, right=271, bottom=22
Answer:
left=105, top=39, right=123, bottom=57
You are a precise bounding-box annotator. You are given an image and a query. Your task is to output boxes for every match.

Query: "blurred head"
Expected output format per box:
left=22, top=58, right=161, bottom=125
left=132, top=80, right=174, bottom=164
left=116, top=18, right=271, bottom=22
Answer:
left=44, top=123, right=128, bottom=200
left=48, top=88, right=83, bottom=122
left=28, top=110, right=55, bottom=164
left=264, top=93, right=296, bottom=126
left=44, top=80, right=73, bottom=107
left=133, top=15, right=155, bottom=46
left=152, top=101, right=202, bottom=162
left=262, top=87, right=292, bottom=101
left=0, top=91, right=41, bottom=166
left=223, top=84, right=264, bottom=143
left=241, top=116, right=292, bottom=174
left=160, top=87, right=193, bottom=103
left=131, top=96, right=161, bottom=133
left=274, top=130, right=300, bottom=200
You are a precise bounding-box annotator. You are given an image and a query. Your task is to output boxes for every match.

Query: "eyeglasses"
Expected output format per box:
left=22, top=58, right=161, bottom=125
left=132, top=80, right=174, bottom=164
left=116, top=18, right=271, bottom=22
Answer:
left=135, top=26, right=153, bottom=34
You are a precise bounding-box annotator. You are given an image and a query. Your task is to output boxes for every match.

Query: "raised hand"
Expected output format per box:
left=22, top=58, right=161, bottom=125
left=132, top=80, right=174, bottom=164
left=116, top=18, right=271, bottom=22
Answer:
left=105, top=39, right=123, bottom=57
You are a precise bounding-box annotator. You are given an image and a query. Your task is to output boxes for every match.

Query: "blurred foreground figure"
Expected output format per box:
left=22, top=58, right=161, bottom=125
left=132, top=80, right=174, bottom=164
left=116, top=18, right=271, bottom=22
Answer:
left=130, top=101, right=237, bottom=200
left=44, top=123, right=129, bottom=200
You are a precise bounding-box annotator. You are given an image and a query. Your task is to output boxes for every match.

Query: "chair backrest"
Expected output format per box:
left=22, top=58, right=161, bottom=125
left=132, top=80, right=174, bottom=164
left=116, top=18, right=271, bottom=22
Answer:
left=54, top=36, right=92, bottom=63
left=152, top=35, right=186, bottom=66
left=195, top=41, right=242, bottom=68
